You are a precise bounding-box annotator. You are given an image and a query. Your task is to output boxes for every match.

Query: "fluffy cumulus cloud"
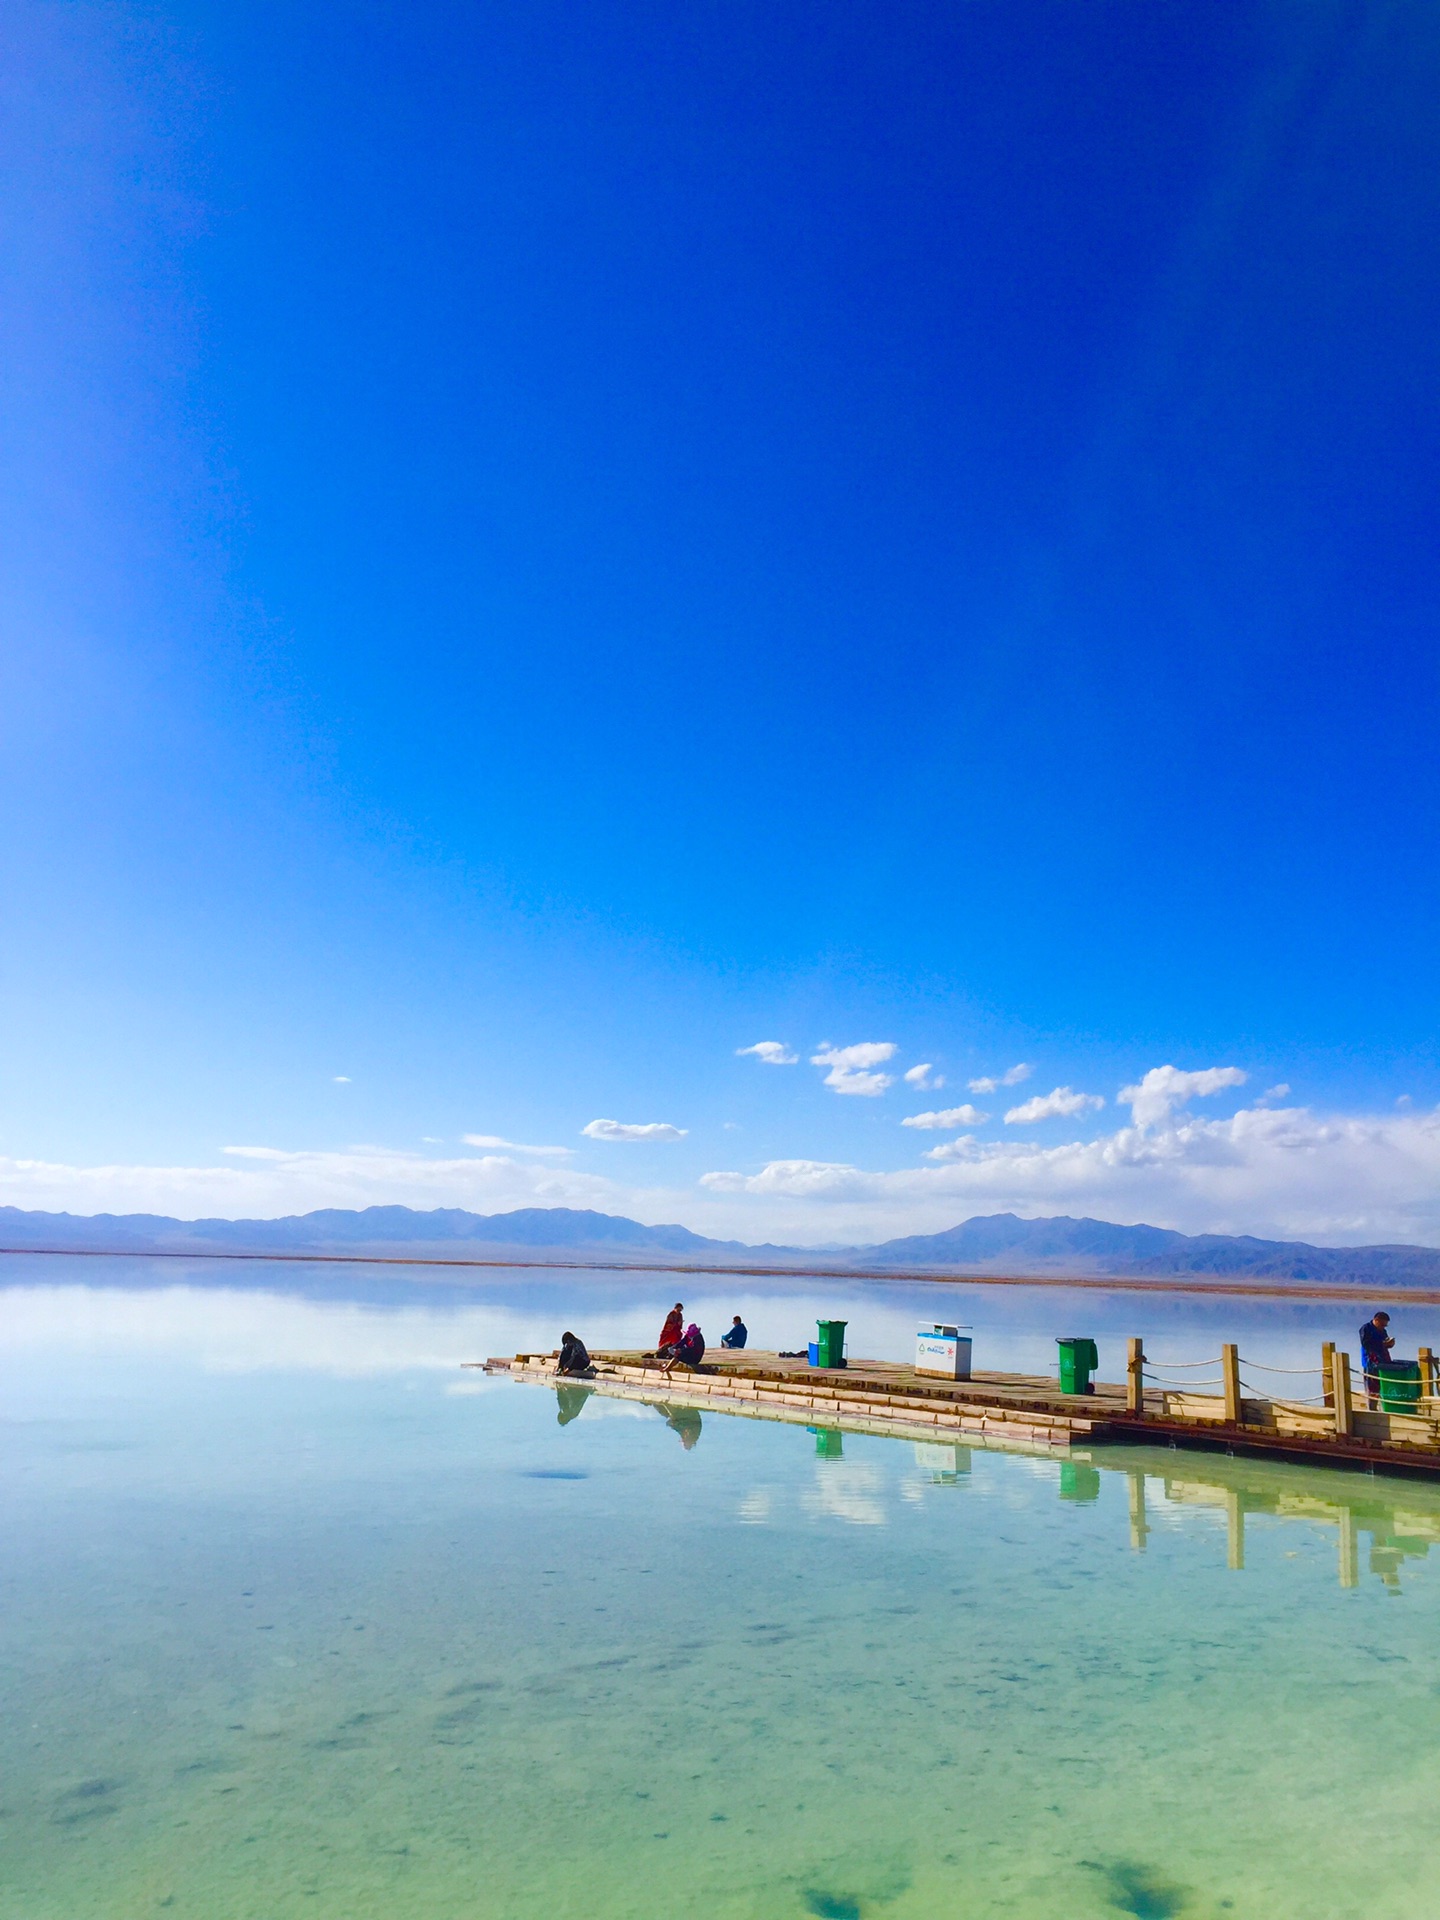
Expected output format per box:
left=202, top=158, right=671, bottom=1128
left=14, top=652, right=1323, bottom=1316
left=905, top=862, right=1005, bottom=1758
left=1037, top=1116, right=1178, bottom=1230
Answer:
left=810, top=1042, right=897, bottom=1096
left=581, top=1119, right=688, bottom=1142
left=920, top=1137, right=980, bottom=1162
left=1119, top=1064, right=1247, bottom=1128
left=698, top=1099, right=1440, bottom=1246
left=968, top=1063, right=1032, bottom=1094
left=736, top=1041, right=798, bottom=1065
left=1004, top=1087, right=1105, bottom=1125
left=11, top=1085, right=1440, bottom=1252
left=903, top=1063, right=944, bottom=1090
left=901, top=1105, right=989, bottom=1130
left=701, top=1159, right=867, bottom=1198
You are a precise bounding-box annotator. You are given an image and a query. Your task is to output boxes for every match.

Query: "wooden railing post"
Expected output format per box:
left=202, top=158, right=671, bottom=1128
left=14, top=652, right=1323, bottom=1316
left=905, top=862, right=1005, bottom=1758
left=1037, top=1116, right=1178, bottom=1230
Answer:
left=1332, top=1349, right=1354, bottom=1437
left=1321, top=1340, right=1335, bottom=1408
left=1420, top=1346, right=1434, bottom=1407
left=1221, top=1343, right=1241, bottom=1424
left=1126, top=1338, right=1145, bottom=1414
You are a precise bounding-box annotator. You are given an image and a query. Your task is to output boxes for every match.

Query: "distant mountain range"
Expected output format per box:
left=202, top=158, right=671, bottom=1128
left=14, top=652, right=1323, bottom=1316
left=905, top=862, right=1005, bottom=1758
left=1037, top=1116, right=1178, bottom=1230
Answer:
left=2, top=1202, right=1439, bottom=1287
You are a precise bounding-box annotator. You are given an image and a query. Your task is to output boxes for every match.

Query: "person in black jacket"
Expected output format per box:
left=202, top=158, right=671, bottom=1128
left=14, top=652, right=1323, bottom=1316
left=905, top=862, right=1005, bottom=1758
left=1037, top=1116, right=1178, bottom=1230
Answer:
left=556, top=1331, right=594, bottom=1377
left=661, top=1323, right=705, bottom=1376
left=1359, top=1312, right=1394, bottom=1406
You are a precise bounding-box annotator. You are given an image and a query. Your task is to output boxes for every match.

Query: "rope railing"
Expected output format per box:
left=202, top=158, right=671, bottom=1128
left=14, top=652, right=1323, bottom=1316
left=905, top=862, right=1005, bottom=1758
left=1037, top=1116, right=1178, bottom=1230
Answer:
left=1238, top=1375, right=1332, bottom=1407
left=1117, top=1338, right=1440, bottom=1447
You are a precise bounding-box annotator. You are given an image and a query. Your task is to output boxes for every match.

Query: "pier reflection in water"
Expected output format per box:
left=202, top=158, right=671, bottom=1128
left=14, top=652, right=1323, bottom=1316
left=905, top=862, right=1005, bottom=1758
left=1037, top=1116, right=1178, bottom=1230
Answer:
left=1117, top=1452, right=1440, bottom=1588
left=560, top=1362, right=1440, bottom=1593
left=560, top=1373, right=1440, bottom=1593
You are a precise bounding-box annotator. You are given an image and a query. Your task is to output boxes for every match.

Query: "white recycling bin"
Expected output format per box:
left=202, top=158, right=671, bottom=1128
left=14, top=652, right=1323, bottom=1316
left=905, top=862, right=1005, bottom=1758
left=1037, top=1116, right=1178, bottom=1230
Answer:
left=915, top=1323, right=972, bottom=1379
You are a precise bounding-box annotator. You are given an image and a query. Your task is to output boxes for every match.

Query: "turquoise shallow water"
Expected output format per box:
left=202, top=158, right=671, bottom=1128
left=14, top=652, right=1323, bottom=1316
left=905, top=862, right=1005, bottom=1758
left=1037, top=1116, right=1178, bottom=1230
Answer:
left=4, top=1267, right=1440, bottom=1919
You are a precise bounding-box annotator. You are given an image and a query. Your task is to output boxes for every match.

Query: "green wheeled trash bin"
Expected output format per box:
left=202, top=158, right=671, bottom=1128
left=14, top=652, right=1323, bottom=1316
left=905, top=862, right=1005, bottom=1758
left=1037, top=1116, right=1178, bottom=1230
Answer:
left=1377, top=1361, right=1421, bottom=1412
left=815, top=1319, right=848, bottom=1369
left=1057, top=1337, right=1099, bottom=1395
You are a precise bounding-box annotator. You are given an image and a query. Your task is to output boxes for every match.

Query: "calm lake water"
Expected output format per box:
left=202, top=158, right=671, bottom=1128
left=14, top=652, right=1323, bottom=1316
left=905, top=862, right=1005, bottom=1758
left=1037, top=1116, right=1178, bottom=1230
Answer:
left=4, top=1257, right=1439, bottom=1919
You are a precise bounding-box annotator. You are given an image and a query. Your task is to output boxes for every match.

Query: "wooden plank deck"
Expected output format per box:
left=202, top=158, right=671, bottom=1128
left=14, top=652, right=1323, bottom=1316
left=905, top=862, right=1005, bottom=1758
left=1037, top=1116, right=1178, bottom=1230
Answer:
left=481, top=1347, right=1440, bottom=1479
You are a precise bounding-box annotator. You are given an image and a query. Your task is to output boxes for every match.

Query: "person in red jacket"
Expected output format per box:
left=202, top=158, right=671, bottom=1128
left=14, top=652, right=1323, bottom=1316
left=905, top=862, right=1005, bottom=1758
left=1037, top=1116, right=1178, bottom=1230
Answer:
left=657, top=1302, right=684, bottom=1353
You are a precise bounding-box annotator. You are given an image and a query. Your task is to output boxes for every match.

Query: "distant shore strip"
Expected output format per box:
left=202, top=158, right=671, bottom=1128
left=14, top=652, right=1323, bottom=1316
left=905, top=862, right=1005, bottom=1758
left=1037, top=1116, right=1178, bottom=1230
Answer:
left=0, top=1243, right=1430, bottom=1306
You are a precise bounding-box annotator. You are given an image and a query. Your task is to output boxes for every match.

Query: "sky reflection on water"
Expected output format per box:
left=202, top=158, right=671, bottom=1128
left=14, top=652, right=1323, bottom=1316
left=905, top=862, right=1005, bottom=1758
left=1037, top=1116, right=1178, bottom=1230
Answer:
left=2, top=1251, right=1429, bottom=1383
left=5, top=1260, right=1440, bottom=1918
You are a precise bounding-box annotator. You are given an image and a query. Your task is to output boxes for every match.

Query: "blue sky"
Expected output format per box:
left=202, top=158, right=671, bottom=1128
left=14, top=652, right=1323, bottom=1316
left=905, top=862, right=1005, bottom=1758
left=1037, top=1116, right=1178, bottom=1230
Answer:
left=3, top=0, right=1439, bottom=1244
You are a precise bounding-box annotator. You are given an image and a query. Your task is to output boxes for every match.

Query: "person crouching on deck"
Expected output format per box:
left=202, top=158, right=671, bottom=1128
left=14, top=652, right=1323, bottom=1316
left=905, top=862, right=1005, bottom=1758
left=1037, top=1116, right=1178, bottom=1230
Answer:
left=720, top=1315, right=748, bottom=1349
left=556, top=1331, right=594, bottom=1377
left=662, top=1324, right=705, bottom=1376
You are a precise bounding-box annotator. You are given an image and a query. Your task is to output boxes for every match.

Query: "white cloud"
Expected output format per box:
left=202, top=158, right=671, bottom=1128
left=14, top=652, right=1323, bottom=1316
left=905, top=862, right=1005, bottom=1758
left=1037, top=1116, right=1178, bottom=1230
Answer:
left=701, top=1159, right=867, bottom=1198
left=1119, top=1064, right=1246, bottom=1129
left=462, top=1134, right=571, bottom=1157
left=581, top=1118, right=688, bottom=1142
left=903, top=1063, right=945, bottom=1090
left=901, top=1105, right=989, bottom=1130
left=0, top=1143, right=629, bottom=1219
left=736, top=1041, right=798, bottom=1065
left=9, top=1089, right=1440, bottom=1251
left=968, top=1063, right=1032, bottom=1094
left=921, top=1136, right=979, bottom=1161
left=332, top=1076, right=351, bottom=1084
left=696, top=1099, right=1440, bottom=1245
left=810, top=1042, right=897, bottom=1097
left=1004, top=1087, right=1105, bottom=1125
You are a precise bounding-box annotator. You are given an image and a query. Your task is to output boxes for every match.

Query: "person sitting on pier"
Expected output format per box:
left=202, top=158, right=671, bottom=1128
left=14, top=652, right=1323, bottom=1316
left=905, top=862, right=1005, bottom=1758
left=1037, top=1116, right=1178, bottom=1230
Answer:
left=720, top=1315, right=748, bottom=1349
left=661, top=1323, right=705, bottom=1375
left=556, top=1331, right=595, bottom=1377
left=1360, top=1311, right=1394, bottom=1406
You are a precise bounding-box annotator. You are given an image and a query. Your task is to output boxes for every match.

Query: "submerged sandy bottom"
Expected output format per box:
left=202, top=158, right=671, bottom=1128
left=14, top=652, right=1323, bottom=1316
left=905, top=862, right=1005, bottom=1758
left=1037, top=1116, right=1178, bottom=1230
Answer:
left=4, top=1295, right=1440, bottom=1919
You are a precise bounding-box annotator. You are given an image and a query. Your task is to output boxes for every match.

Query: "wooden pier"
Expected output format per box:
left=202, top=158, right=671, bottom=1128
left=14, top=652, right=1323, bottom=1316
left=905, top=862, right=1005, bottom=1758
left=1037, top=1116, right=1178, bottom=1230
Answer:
left=483, top=1343, right=1440, bottom=1479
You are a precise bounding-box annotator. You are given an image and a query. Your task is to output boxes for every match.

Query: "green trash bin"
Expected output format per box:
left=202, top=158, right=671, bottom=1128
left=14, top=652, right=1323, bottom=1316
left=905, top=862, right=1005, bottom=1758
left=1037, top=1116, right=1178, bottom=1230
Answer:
left=1377, top=1361, right=1422, bottom=1412
left=1057, top=1337, right=1099, bottom=1395
left=815, top=1318, right=848, bottom=1369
